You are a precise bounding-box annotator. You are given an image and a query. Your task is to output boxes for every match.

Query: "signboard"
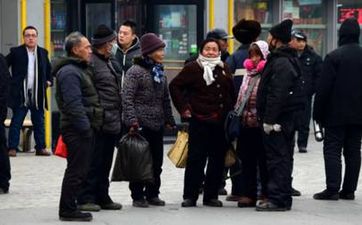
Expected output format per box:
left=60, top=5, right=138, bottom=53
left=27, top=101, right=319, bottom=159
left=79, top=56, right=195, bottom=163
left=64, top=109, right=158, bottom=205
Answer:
left=338, top=7, right=362, bottom=24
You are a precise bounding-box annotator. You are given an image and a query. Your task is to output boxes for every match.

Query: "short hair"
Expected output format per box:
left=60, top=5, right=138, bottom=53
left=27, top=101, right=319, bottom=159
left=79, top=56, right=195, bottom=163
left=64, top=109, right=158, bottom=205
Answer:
left=120, top=20, right=137, bottom=34
left=64, top=32, right=85, bottom=56
left=23, top=26, right=38, bottom=36
left=199, top=38, right=221, bottom=53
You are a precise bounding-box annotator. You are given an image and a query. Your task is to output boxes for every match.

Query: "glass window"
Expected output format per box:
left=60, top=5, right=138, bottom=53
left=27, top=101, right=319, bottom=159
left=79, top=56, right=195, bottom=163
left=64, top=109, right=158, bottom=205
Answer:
left=234, top=0, right=274, bottom=48
left=153, top=5, right=197, bottom=60
left=51, top=0, right=66, bottom=59
left=116, top=0, right=142, bottom=34
left=85, top=3, right=112, bottom=38
left=337, top=0, right=362, bottom=45
left=282, top=0, right=327, bottom=56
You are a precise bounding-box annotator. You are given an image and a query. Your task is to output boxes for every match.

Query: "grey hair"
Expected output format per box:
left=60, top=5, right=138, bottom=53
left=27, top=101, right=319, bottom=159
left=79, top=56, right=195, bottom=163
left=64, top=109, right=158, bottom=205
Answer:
left=64, top=31, right=85, bottom=56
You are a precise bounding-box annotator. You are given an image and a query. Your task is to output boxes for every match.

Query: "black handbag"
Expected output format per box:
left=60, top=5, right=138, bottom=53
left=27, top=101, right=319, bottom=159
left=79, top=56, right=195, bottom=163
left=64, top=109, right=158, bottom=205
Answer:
left=225, top=75, right=259, bottom=143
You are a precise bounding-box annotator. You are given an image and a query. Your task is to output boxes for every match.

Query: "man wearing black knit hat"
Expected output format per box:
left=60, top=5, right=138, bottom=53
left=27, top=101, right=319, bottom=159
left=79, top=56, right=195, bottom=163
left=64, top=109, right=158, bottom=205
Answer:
left=77, top=24, right=123, bottom=212
left=256, top=19, right=305, bottom=211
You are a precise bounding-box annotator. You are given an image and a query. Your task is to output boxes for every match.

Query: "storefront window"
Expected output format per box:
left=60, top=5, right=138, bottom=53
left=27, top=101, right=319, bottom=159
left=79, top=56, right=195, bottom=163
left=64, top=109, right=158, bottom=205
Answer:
left=116, top=0, right=143, bottom=34
left=234, top=0, right=274, bottom=48
left=337, top=0, right=362, bottom=45
left=85, top=3, right=112, bottom=38
left=51, top=0, right=66, bottom=59
left=282, top=0, right=327, bottom=55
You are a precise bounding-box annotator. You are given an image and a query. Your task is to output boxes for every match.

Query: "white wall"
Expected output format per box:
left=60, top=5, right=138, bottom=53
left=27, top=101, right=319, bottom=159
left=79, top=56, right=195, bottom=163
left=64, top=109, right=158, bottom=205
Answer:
left=27, top=0, right=45, bottom=47
left=0, top=0, right=19, bottom=54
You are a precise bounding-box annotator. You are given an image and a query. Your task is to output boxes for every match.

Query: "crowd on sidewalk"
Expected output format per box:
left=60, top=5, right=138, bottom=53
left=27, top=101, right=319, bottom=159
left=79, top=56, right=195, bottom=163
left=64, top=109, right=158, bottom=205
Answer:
left=0, top=16, right=362, bottom=222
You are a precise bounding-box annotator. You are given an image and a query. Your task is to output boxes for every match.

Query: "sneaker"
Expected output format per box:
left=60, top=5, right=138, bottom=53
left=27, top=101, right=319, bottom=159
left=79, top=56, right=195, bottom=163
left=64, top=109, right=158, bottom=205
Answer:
left=292, top=187, right=301, bottom=196
left=59, top=211, right=92, bottom=222
left=100, top=202, right=122, bottom=210
left=181, top=199, right=197, bottom=207
left=225, top=195, right=241, bottom=202
left=77, top=203, right=101, bottom=212
left=132, top=199, right=149, bottom=208
left=218, top=188, right=228, bottom=195
left=339, top=191, right=355, bottom=200
left=35, top=149, right=51, bottom=156
left=203, top=199, right=223, bottom=207
left=313, top=189, right=339, bottom=200
left=8, top=149, right=17, bottom=157
left=298, top=147, right=308, bottom=153
left=256, top=201, right=289, bottom=212
left=147, top=197, right=165, bottom=206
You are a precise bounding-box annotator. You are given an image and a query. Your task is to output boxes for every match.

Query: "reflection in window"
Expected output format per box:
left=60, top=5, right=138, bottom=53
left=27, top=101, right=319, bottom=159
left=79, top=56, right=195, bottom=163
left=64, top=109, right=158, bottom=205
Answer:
left=337, top=0, right=362, bottom=45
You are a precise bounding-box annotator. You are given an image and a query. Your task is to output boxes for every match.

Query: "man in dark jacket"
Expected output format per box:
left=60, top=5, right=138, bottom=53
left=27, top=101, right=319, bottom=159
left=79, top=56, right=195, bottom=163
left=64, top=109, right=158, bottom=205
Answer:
left=112, top=20, right=141, bottom=83
left=313, top=18, right=362, bottom=201
left=256, top=19, right=305, bottom=211
left=289, top=30, right=323, bottom=153
left=0, top=53, right=10, bottom=194
left=6, top=26, right=52, bottom=157
left=54, top=31, right=103, bottom=221
left=77, top=25, right=122, bottom=211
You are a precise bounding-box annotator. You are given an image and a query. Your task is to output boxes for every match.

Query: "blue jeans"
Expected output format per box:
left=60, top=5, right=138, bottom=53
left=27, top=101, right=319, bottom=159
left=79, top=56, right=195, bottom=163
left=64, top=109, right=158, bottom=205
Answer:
left=8, top=105, right=45, bottom=151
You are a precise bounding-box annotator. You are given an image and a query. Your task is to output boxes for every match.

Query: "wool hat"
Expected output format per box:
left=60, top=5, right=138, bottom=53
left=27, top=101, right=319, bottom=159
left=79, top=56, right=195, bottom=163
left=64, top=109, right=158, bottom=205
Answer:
left=91, top=24, right=116, bottom=46
left=291, top=29, right=307, bottom=41
left=269, top=19, right=293, bottom=44
left=232, top=19, right=261, bottom=44
left=140, top=33, right=166, bottom=56
left=206, top=28, right=233, bottom=40
left=339, top=18, right=360, bottom=40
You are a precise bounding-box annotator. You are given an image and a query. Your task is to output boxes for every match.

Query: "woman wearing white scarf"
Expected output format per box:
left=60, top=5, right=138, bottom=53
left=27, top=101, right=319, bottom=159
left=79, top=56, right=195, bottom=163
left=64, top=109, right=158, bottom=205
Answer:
left=170, top=39, right=235, bottom=208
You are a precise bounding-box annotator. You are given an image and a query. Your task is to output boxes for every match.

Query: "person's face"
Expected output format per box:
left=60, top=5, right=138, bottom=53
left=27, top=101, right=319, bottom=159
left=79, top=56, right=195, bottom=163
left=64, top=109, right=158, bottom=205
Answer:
left=250, top=51, right=262, bottom=65
left=289, top=38, right=306, bottom=51
left=201, top=41, right=220, bottom=58
left=118, top=25, right=135, bottom=47
left=148, top=48, right=165, bottom=64
left=73, top=37, right=92, bottom=63
left=23, top=28, right=38, bottom=49
left=218, top=39, right=228, bottom=52
left=267, top=33, right=276, bottom=51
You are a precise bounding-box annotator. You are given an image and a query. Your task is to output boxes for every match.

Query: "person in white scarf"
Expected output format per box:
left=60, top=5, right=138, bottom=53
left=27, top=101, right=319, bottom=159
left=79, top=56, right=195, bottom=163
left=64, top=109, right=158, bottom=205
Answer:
left=197, top=54, right=224, bottom=86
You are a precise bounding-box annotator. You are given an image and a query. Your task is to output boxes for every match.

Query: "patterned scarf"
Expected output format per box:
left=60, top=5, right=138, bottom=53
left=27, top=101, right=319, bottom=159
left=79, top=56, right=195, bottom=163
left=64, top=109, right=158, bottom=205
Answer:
left=144, top=57, right=164, bottom=84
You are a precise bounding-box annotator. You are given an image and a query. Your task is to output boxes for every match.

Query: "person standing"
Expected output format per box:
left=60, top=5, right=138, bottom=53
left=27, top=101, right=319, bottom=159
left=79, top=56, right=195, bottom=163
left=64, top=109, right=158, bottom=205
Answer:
left=256, top=19, right=305, bottom=211
left=54, top=32, right=103, bottom=221
left=77, top=25, right=122, bottom=211
left=313, top=18, right=362, bottom=201
left=122, top=33, right=175, bottom=208
left=170, top=38, right=235, bottom=208
left=289, top=30, right=323, bottom=153
left=0, top=53, right=10, bottom=194
left=6, top=26, right=52, bottom=157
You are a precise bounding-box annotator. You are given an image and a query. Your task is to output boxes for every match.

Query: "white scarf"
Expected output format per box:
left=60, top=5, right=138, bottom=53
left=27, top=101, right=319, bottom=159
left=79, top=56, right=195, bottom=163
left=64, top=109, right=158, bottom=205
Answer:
left=197, top=54, right=223, bottom=86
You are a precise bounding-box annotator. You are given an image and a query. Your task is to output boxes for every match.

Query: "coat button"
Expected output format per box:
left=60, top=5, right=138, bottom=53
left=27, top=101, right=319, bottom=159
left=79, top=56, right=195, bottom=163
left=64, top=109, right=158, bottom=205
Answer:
left=216, top=84, right=221, bottom=88
left=219, top=94, right=223, bottom=98
left=214, top=74, right=218, bottom=78
left=219, top=103, right=224, bottom=108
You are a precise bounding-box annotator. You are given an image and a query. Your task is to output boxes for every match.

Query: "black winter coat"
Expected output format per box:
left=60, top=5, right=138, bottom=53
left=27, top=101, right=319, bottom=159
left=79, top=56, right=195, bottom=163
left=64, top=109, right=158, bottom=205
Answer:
left=91, top=52, right=122, bottom=134
left=313, top=42, right=362, bottom=127
left=257, top=45, right=305, bottom=124
left=0, top=54, right=9, bottom=122
left=113, top=37, right=141, bottom=77
left=297, top=45, right=323, bottom=96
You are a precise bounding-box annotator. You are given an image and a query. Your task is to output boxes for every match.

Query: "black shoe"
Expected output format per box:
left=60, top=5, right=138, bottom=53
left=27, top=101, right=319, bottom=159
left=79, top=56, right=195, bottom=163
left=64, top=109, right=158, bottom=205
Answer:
left=77, top=203, right=101, bottom=212
left=218, top=188, right=228, bottom=195
left=339, top=191, right=355, bottom=200
left=256, top=201, right=288, bottom=212
left=292, top=187, right=301, bottom=196
left=100, top=202, right=123, bottom=210
left=313, top=190, right=339, bottom=200
left=203, top=199, right=223, bottom=207
left=59, top=211, right=93, bottom=222
left=132, top=199, right=149, bottom=208
left=181, top=199, right=197, bottom=207
left=298, top=147, right=308, bottom=153
left=0, top=188, right=9, bottom=194
left=147, top=197, right=165, bottom=206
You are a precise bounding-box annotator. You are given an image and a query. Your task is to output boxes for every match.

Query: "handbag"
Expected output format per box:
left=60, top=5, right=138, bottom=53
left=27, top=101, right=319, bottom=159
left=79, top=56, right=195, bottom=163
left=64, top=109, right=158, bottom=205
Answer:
left=54, top=135, right=68, bottom=158
left=167, top=129, right=188, bottom=168
left=225, top=75, right=260, bottom=143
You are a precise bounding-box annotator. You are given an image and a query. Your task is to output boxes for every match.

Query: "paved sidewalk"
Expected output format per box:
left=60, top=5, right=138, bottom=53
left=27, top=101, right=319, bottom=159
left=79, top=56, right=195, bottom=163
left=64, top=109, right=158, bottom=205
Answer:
left=1, top=137, right=362, bottom=225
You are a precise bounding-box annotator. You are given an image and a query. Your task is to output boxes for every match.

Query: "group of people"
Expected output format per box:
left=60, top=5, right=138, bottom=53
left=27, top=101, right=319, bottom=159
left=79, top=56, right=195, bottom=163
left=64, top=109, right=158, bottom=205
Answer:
left=0, top=16, right=362, bottom=222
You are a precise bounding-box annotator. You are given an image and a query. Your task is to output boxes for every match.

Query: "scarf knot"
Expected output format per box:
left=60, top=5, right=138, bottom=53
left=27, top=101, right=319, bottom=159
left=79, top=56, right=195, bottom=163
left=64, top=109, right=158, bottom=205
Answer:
left=144, top=57, right=164, bottom=83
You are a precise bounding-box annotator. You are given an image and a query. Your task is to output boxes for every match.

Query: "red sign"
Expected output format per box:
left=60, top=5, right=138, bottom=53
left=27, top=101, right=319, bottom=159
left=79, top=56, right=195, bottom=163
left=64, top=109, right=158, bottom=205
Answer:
left=339, top=8, right=362, bottom=24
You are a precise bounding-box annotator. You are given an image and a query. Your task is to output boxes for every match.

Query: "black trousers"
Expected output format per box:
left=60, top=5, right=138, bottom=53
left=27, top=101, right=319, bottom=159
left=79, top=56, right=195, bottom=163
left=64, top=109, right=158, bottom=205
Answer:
left=262, top=112, right=296, bottom=208
left=323, top=125, right=362, bottom=193
left=59, top=128, right=94, bottom=214
left=183, top=119, right=227, bottom=201
left=0, top=123, right=10, bottom=192
left=129, top=127, right=164, bottom=200
left=239, top=127, right=268, bottom=199
left=295, top=96, right=312, bottom=149
left=78, top=132, right=118, bottom=205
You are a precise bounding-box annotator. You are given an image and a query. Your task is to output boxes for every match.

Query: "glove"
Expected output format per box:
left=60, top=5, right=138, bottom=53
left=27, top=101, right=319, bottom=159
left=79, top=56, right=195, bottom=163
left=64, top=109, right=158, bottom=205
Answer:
left=263, top=123, right=282, bottom=135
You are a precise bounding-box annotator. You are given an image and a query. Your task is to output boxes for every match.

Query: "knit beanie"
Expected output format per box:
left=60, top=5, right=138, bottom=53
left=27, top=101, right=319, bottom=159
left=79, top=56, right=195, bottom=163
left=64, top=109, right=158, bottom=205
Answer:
left=91, top=24, right=116, bottom=46
left=140, top=33, right=166, bottom=56
left=232, top=19, right=261, bottom=44
left=339, top=18, right=360, bottom=43
left=269, top=19, right=293, bottom=44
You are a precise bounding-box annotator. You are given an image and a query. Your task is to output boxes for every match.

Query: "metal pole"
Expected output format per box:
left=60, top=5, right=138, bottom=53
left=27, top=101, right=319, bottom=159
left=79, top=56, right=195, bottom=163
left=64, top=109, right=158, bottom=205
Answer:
left=20, top=0, right=27, bottom=44
left=44, top=0, right=52, bottom=150
left=228, top=0, right=234, bottom=53
left=209, top=0, right=214, bottom=30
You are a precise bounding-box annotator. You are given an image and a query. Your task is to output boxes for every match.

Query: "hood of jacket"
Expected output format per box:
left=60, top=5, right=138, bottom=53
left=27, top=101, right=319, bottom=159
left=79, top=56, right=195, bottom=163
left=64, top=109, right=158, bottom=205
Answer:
left=114, top=36, right=140, bottom=54
left=338, top=18, right=360, bottom=46
left=51, top=57, right=89, bottom=77
left=253, top=40, right=270, bottom=60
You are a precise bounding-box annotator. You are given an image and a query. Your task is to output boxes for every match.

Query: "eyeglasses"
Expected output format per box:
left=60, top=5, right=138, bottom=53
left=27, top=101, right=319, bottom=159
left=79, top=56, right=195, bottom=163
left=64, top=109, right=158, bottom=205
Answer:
left=24, top=34, right=37, bottom=38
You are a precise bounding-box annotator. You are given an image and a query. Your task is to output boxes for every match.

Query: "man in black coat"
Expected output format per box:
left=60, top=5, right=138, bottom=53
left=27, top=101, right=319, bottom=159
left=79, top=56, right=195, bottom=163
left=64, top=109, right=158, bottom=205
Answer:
left=0, top=53, right=10, bottom=194
left=6, top=26, right=52, bottom=157
left=289, top=30, right=323, bottom=153
left=313, top=18, right=362, bottom=201
left=256, top=19, right=305, bottom=211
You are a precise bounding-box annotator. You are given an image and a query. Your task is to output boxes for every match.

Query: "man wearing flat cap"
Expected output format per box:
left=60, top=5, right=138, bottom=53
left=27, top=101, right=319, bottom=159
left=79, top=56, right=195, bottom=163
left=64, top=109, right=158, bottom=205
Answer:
left=256, top=19, right=305, bottom=211
left=289, top=30, right=322, bottom=154
left=77, top=24, right=123, bottom=212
